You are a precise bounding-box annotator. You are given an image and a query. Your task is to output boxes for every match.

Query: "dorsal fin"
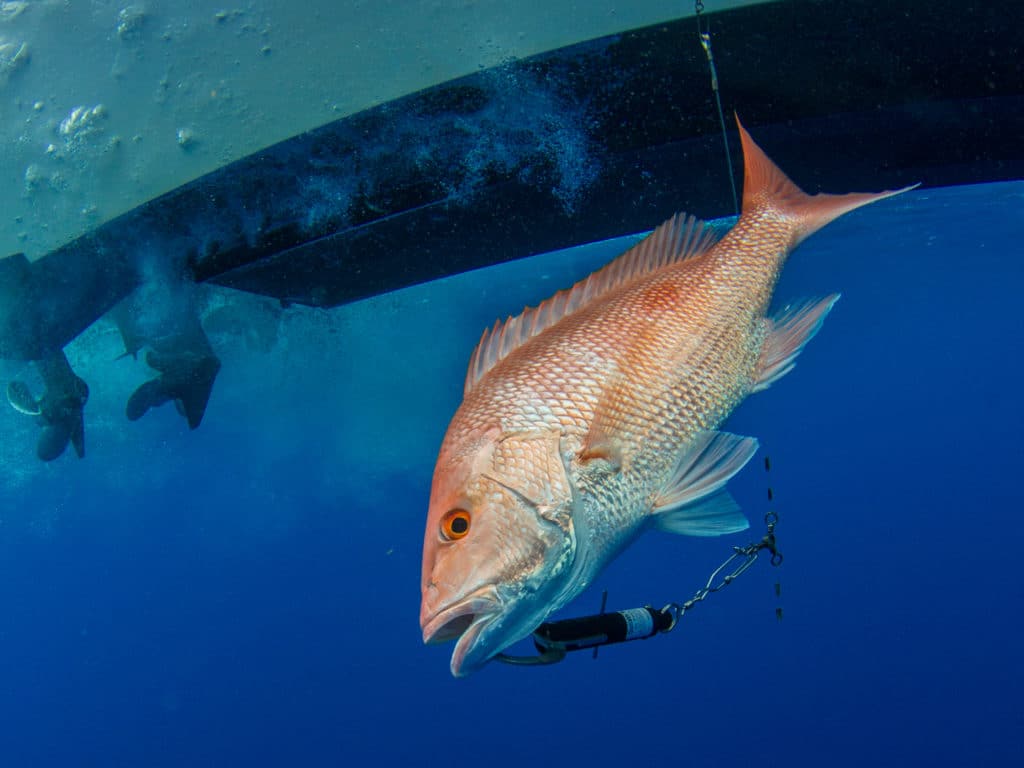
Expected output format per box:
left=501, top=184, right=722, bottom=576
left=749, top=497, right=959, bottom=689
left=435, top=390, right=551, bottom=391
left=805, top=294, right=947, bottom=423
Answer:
left=464, top=212, right=718, bottom=394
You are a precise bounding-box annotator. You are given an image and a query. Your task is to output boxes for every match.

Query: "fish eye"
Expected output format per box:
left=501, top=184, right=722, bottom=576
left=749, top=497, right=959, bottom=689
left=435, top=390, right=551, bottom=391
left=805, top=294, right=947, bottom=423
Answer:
left=441, top=509, right=471, bottom=541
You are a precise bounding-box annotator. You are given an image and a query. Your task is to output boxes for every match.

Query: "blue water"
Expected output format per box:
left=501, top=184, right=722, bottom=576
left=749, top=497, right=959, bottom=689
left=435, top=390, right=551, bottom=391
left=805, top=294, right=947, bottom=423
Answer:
left=1, top=181, right=1022, bottom=766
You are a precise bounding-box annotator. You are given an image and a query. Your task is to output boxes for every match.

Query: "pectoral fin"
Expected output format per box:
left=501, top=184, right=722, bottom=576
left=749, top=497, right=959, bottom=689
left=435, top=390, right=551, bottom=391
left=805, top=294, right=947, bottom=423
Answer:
left=579, top=375, right=636, bottom=471
left=652, top=431, right=758, bottom=536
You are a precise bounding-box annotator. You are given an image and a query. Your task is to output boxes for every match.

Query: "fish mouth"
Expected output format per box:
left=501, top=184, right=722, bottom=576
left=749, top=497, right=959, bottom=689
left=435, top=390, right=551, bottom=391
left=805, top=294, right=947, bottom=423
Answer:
left=422, top=589, right=503, bottom=677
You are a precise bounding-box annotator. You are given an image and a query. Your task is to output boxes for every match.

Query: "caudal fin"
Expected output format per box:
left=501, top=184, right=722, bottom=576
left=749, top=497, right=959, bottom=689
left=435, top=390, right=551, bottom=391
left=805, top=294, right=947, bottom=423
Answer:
left=736, top=115, right=917, bottom=246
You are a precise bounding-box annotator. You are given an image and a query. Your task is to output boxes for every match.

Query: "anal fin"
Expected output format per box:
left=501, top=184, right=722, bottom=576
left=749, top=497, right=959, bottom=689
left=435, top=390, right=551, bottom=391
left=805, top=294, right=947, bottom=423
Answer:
left=652, top=431, right=758, bottom=537
left=752, top=295, right=839, bottom=393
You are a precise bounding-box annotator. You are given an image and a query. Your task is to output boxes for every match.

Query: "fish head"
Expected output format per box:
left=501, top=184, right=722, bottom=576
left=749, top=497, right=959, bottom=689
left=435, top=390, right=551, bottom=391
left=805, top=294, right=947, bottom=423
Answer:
left=421, top=425, right=578, bottom=676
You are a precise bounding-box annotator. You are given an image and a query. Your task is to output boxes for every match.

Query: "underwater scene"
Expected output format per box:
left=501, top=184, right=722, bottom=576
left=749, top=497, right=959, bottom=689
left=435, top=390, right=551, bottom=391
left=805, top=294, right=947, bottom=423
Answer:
left=1, top=2, right=1022, bottom=766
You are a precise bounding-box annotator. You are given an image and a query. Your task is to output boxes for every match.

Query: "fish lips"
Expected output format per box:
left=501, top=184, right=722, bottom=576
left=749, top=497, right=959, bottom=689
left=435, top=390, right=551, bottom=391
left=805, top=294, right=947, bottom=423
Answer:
left=421, top=589, right=505, bottom=677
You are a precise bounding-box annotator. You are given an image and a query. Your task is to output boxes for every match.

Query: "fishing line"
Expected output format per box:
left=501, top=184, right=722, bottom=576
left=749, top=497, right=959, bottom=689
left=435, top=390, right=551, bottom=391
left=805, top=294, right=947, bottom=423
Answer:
left=694, top=1, right=739, bottom=216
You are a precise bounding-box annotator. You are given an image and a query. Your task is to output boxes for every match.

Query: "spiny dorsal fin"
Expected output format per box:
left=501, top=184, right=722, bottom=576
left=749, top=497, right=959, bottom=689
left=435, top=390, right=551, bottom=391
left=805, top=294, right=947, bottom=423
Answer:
left=464, top=212, right=718, bottom=394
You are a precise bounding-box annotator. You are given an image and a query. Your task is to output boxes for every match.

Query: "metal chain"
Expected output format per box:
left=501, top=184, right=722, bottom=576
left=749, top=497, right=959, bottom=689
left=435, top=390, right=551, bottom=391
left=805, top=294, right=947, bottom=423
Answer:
left=660, top=510, right=782, bottom=631
left=496, top=458, right=783, bottom=666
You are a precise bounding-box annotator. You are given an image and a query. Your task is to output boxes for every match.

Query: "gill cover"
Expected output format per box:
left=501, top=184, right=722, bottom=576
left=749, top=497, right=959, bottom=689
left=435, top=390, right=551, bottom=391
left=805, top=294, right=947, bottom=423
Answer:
left=484, top=430, right=574, bottom=526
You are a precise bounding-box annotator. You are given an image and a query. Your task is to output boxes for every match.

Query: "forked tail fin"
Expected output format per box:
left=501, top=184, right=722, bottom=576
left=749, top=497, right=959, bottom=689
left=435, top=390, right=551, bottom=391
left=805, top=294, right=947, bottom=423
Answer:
left=736, top=115, right=917, bottom=246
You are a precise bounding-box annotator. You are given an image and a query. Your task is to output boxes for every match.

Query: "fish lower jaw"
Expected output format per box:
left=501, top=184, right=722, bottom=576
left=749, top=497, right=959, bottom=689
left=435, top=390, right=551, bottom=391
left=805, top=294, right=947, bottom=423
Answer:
left=422, top=589, right=527, bottom=677
left=421, top=589, right=501, bottom=645
left=449, top=614, right=502, bottom=677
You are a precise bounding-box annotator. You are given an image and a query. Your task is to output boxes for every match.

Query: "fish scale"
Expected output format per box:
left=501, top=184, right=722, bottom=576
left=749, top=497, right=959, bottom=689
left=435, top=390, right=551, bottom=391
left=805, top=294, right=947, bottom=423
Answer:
left=454, top=244, right=767, bottom=478
left=421, top=118, right=914, bottom=676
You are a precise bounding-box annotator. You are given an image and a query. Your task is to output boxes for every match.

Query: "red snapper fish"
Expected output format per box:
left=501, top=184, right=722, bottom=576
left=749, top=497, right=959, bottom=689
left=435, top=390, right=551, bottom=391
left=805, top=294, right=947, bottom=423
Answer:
left=421, top=118, right=911, bottom=676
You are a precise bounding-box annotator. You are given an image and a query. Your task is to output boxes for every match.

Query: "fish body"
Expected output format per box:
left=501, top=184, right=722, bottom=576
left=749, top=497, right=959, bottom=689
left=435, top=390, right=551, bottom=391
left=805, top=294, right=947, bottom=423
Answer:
left=421, top=119, right=911, bottom=676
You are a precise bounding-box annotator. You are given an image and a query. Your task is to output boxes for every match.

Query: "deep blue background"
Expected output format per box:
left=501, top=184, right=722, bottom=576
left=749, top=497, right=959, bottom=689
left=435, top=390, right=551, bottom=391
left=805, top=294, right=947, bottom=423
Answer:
left=1, top=182, right=1022, bottom=766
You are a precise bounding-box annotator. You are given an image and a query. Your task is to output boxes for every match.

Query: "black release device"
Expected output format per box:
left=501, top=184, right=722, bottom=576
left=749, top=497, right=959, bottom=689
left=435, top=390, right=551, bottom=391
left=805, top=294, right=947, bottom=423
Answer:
left=532, top=607, right=674, bottom=656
